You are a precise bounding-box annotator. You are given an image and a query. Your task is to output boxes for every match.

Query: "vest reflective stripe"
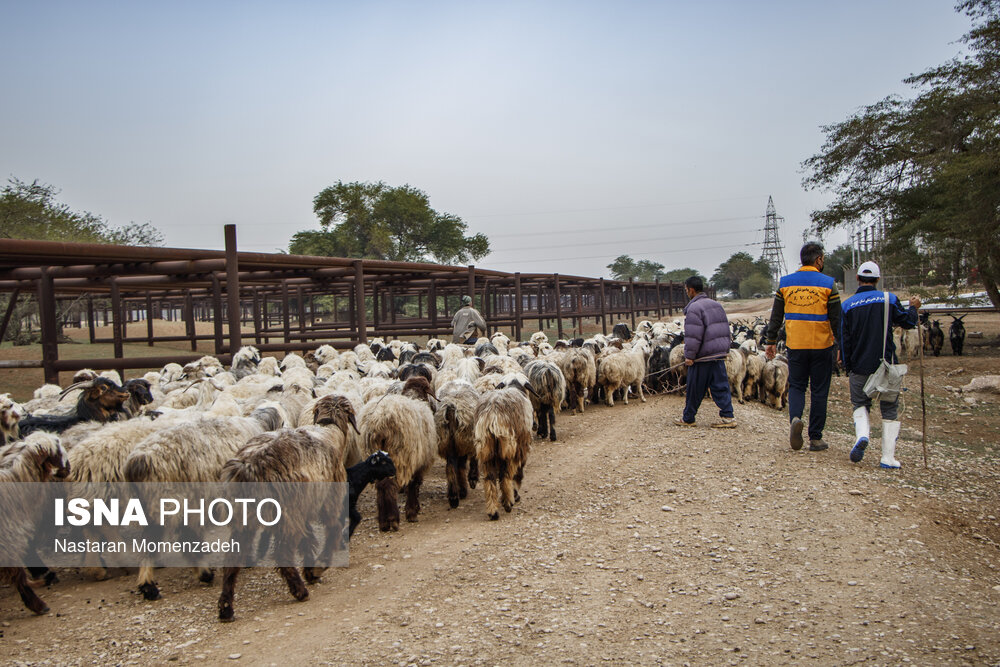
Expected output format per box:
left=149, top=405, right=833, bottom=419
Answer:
left=785, top=312, right=829, bottom=322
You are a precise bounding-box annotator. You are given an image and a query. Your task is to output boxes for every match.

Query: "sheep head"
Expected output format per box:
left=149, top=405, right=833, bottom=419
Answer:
left=401, top=376, right=436, bottom=404
left=313, top=394, right=360, bottom=435
left=0, top=393, right=25, bottom=441
left=25, top=432, right=70, bottom=481
left=124, top=379, right=154, bottom=407
left=357, top=450, right=396, bottom=481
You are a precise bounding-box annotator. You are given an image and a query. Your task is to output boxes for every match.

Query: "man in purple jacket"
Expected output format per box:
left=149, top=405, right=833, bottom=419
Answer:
left=675, top=276, right=737, bottom=428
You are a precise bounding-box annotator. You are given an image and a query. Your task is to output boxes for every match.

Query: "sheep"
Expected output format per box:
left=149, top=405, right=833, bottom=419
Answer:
left=743, top=350, right=766, bottom=403
left=529, top=331, right=548, bottom=347
left=483, top=354, right=522, bottom=376
left=612, top=322, right=632, bottom=341
left=897, top=327, right=921, bottom=360
left=281, top=352, right=309, bottom=371
left=474, top=340, right=499, bottom=357
left=450, top=357, right=484, bottom=384
left=761, top=356, right=790, bottom=409
left=230, top=345, right=262, bottom=380
left=123, top=404, right=287, bottom=600
left=929, top=320, right=945, bottom=356
left=490, top=332, right=510, bottom=355
left=357, top=377, right=437, bottom=531
left=668, top=341, right=687, bottom=390
left=724, top=348, right=747, bottom=404
left=434, top=380, right=481, bottom=508
left=552, top=347, right=597, bottom=413
left=0, top=431, right=69, bottom=616
left=597, top=347, right=646, bottom=407
left=411, top=351, right=441, bottom=369
left=474, top=374, right=535, bottom=520
left=0, top=394, right=25, bottom=446
left=122, top=378, right=155, bottom=416
left=523, top=360, right=566, bottom=441
left=18, top=377, right=132, bottom=437
left=216, top=396, right=391, bottom=622
left=439, top=343, right=468, bottom=368
left=950, top=315, right=967, bottom=355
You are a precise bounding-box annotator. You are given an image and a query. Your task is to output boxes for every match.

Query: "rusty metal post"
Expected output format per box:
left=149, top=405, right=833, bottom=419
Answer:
left=468, top=265, right=476, bottom=304
left=184, top=290, right=196, bottom=351
left=428, top=279, right=437, bottom=329
left=109, top=278, right=124, bottom=365
left=87, top=295, right=96, bottom=343
left=599, top=278, right=607, bottom=335
left=655, top=278, right=663, bottom=319
left=668, top=280, right=674, bottom=316
left=372, top=281, right=380, bottom=332
left=296, top=286, right=307, bottom=343
left=37, top=270, right=59, bottom=385
left=537, top=283, right=544, bottom=331
left=252, top=288, right=262, bottom=345
left=281, top=280, right=291, bottom=345
left=514, top=273, right=523, bottom=340
left=224, top=224, right=242, bottom=353
left=554, top=273, right=564, bottom=339
left=210, top=274, right=225, bottom=355
left=0, top=287, right=20, bottom=344
left=145, top=292, right=154, bottom=346
left=628, top=277, right=637, bottom=329
left=353, top=260, right=367, bottom=344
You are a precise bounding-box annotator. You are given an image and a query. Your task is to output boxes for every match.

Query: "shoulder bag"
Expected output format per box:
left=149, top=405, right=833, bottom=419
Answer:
left=863, top=291, right=907, bottom=401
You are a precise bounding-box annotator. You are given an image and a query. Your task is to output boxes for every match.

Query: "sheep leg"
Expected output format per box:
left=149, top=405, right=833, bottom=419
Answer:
left=136, top=566, right=161, bottom=601
left=467, top=457, right=479, bottom=489
left=278, top=567, right=310, bottom=602
left=604, top=383, right=614, bottom=407
left=547, top=405, right=557, bottom=442
left=198, top=567, right=214, bottom=584
left=404, top=471, right=424, bottom=523
left=576, top=383, right=586, bottom=414
left=218, top=567, right=240, bottom=622
left=5, top=568, right=49, bottom=615
left=446, top=457, right=461, bottom=508
left=501, top=475, right=515, bottom=512
left=566, top=385, right=578, bottom=414
left=375, top=477, right=400, bottom=532
left=456, top=455, right=470, bottom=499
left=513, top=464, right=525, bottom=504
left=536, top=406, right=549, bottom=439
left=483, top=476, right=501, bottom=520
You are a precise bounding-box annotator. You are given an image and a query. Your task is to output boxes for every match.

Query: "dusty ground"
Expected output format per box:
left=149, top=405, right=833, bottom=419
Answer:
left=2, top=375, right=999, bottom=666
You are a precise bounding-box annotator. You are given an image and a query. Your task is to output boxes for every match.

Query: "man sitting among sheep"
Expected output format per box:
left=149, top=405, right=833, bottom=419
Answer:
left=451, top=295, right=488, bottom=344
left=674, top=276, right=737, bottom=428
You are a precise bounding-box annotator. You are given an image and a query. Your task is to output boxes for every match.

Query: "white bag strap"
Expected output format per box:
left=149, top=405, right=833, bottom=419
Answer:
left=881, top=291, right=890, bottom=364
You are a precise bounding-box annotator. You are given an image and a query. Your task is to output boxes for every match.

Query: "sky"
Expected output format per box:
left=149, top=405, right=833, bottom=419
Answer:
left=0, top=1, right=974, bottom=279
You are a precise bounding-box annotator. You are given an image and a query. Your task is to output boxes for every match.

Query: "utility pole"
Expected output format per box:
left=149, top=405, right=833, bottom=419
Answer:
left=761, top=196, right=788, bottom=283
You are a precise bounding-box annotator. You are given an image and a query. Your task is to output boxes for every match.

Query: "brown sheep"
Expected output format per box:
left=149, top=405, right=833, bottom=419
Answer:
left=474, top=375, right=535, bottom=520
left=434, top=380, right=480, bottom=508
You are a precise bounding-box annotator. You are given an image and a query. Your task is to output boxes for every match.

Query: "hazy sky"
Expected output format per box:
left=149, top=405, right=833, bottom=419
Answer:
left=0, top=1, right=972, bottom=279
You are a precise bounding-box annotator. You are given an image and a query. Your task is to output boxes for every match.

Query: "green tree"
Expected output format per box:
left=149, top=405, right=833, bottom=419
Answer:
left=710, top=252, right=772, bottom=292
left=289, top=181, right=489, bottom=264
left=605, top=255, right=667, bottom=281
left=661, top=267, right=703, bottom=282
left=803, top=0, right=1000, bottom=308
left=0, top=177, right=164, bottom=246
left=739, top=273, right=773, bottom=299
left=822, top=243, right=854, bottom=284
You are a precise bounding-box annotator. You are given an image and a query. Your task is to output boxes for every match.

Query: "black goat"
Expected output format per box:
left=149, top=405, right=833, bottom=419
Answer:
left=18, top=378, right=131, bottom=437
left=646, top=345, right=672, bottom=392
left=612, top=322, right=632, bottom=341
left=949, top=315, right=967, bottom=356
left=123, top=378, right=154, bottom=416
left=929, top=320, right=945, bottom=357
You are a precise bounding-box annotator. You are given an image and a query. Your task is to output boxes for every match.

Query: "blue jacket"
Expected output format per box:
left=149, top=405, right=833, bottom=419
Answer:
left=840, top=285, right=919, bottom=375
left=683, top=293, right=731, bottom=362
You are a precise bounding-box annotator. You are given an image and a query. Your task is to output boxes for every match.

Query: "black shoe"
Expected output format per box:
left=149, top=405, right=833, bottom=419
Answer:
left=808, top=439, right=828, bottom=451
left=789, top=417, right=804, bottom=451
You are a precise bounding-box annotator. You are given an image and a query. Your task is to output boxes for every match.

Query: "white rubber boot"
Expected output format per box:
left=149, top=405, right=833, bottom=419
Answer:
left=880, top=420, right=902, bottom=469
left=850, top=407, right=870, bottom=463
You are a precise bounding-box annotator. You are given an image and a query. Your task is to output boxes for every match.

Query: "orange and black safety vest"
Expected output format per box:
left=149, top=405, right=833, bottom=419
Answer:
left=765, top=266, right=841, bottom=350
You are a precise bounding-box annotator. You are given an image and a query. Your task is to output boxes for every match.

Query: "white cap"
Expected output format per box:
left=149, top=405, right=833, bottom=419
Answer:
left=857, top=261, right=880, bottom=279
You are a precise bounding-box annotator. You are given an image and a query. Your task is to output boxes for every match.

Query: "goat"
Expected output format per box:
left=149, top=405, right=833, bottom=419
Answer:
left=552, top=348, right=596, bottom=414
left=761, top=356, right=789, bottom=409
left=950, top=315, right=967, bottom=355
left=434, top=380, right=481, bottom=508
left=724, top=348, right=747, bottom=404
left=18, top=377, right=131, bottom=437
left=0, top=394, right=25, bottom=446
left=475, top=375, right=535, bottom=520
left=929, top=319, right=945, bottom=356
left=523, top=359, right=566, bottom=441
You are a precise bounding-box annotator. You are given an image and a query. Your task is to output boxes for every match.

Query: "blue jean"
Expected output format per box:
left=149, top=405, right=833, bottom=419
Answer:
left=682, top=360, right=734, bottom=423
left=786, top=346, right=835, bottom=440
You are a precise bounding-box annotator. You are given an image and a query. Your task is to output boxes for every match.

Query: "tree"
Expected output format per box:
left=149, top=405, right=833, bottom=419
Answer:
left=803, top=0, right=1000, bottom=308
left=823, top=243, right=854, bottom=284
left=661, top=267, right=703, bottom=282
left=710, top=252, right=772, bottom=293
left=289, top=181, right=489, bottom=264
left=0, top=177, right=164, bottom=246
left=739, top=273, right=773, bottom=299
left=606, top=255, right=668, bottom=282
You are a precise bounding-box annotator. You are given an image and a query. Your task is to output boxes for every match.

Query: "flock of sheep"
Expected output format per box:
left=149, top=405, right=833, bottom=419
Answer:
left=0, top=316, right=794, bottom=621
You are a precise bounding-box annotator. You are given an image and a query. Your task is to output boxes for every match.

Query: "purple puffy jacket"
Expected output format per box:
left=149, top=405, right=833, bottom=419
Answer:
left=683, top=293, right=731, bottom=362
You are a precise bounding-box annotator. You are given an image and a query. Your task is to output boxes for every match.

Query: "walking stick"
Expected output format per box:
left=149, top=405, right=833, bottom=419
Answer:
left=918, top=318, right=928, bottom=468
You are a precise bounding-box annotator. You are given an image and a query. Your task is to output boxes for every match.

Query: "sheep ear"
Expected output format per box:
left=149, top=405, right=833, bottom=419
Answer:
left=348, top=412, right=361, bottom=435
left=475, top=358, right=486, bottom=371
left=523, top=381, right=540, bottom=398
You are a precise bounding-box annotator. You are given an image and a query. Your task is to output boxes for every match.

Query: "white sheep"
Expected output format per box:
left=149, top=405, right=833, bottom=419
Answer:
left=597, top=347, right=646, bottom=407
left=434, top=380, right=481, bottom=508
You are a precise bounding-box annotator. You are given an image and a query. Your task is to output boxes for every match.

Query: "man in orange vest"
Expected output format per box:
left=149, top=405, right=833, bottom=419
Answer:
left=764, top=242, right=842, bottom=452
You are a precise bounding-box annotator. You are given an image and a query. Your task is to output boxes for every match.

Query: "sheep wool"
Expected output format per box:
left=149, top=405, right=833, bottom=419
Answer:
left=474, top=385, right=534, bottom=520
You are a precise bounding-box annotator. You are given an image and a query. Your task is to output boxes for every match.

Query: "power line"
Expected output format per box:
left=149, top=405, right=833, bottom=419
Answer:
left=488, top=214, right=760, bottom=239
left=465, top=194, right=762, bottom=219
left=487, top=226, right=762, bottom=254
left=483, top=241, right=764, bottom=266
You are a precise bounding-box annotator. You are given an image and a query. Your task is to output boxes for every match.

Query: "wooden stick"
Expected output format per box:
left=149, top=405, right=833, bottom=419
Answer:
left=918, top=318, right=928, bottom=468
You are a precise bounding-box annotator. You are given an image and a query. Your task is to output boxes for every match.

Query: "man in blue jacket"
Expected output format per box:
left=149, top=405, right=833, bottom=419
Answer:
left=840, top=261, right=921, bottom=468
left=674, top=276, right=736, bottom=428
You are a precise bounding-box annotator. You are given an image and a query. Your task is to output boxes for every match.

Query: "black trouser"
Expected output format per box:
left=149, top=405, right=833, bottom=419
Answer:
left=682, top=360, right=734, bottom=423
left=786, top=346, right=835, bottom=441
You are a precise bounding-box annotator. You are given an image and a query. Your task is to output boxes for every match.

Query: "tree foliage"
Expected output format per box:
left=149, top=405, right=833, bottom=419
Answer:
left=802, top=0, right=1000, bottom=307
left=606, top=255, right=665, bottom=282
left=0, top=178, right=164, bottom=246
left=739, top=273, right=773, bottom=299
left=823, top=243, right=854, bottom=284
left=710, top=252, right=773, bottom=293
left=289, top=181, right=489, bottom=265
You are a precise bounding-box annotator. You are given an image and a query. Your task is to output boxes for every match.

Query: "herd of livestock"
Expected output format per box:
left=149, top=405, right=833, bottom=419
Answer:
left=0, top=311, right=973, bottom=621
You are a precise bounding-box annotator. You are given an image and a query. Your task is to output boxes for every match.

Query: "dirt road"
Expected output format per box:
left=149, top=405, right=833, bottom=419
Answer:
left=2, top=389, right=999, bottom=666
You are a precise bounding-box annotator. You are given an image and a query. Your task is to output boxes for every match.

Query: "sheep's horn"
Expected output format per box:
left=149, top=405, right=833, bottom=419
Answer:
left=181, top=379, right=207, bottom=393
left=523, top=381, right=540, bottom=398
left=59, top=380, right=93, bottom=400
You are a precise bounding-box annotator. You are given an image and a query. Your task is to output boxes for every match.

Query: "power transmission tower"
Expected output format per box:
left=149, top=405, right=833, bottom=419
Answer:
left=761, top=196, right=788, bottom=283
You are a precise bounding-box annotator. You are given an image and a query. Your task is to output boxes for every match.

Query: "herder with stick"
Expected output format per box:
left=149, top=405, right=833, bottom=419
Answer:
left=840, top=261, right=921, bottom=468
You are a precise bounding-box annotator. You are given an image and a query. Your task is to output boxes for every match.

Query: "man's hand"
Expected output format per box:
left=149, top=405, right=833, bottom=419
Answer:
left=909, top=296, right=922, bottom=310
left=765, top=344, right=776, bottom=360
left=684, top=358, right=694, bottom=367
